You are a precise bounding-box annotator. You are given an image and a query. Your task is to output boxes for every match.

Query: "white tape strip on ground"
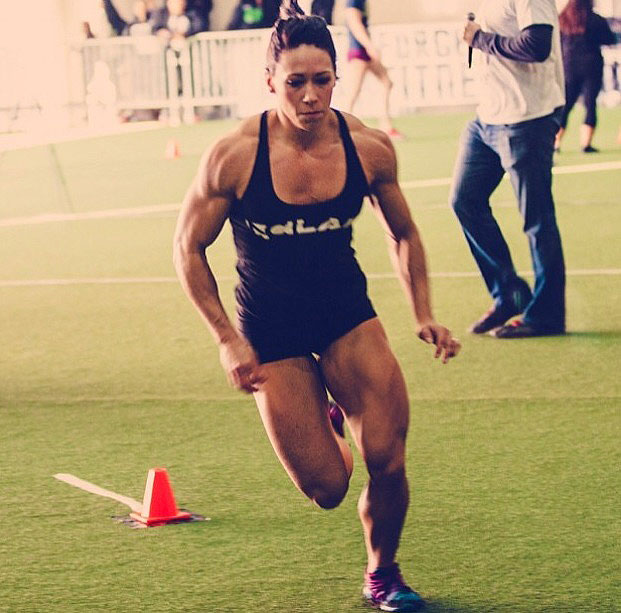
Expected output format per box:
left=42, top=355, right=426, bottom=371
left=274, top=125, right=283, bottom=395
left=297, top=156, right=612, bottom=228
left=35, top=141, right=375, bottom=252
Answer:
left=54, top=473, right=143, bottom=513
left=0, top=204, right=181, bottom=228
left=1, top=161, right=619, bottom=229
left=1, top=276, right=178, bottom=287
left=400, top=160, right=621, bottom=190
left=2, top=269, right=620, bottom=288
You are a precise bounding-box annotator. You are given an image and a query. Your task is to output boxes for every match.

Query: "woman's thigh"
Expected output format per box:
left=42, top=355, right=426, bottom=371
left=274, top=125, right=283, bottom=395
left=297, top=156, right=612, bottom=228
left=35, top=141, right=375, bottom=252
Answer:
left=253, top=356, right=349, bottom=501
left=319, top=318, right=409, bottom=473
left=367, top=57, right=391, bottom=85
left=346, top=58, right=370, bottom=94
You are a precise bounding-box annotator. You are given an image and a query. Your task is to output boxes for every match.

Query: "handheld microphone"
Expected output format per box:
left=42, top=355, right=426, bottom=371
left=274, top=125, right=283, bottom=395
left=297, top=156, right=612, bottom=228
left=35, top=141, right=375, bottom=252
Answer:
left=467, top=12, right=475, bottom=68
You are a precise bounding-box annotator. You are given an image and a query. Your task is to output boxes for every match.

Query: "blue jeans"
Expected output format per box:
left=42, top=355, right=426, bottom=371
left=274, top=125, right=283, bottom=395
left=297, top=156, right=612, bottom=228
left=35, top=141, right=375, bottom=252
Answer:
left=449, top=109, right=566, bottom=331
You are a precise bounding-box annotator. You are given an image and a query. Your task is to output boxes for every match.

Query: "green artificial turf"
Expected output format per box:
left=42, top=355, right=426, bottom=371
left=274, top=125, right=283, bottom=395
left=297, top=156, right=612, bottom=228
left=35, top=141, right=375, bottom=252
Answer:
left=1, top=107, right=619, bottom=612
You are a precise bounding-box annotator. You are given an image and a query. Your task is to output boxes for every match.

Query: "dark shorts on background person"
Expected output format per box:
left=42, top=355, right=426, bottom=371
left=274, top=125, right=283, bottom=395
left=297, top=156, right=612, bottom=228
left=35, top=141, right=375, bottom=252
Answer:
left=347, top=48, right=371, bottom=62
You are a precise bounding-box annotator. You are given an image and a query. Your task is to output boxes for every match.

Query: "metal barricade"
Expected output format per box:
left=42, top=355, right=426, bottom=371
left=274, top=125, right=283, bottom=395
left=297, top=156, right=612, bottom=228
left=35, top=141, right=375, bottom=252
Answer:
left=77, top=25, right=621, bottom=124
left=186, top=24, right=478, bottom=119
left=371, top=22, right=477, bottom=111
left=602, top=47, right=621, bottom=106
left=80, top=36, right=171, bottom=122
left=189, top=29, right=271, bottom=116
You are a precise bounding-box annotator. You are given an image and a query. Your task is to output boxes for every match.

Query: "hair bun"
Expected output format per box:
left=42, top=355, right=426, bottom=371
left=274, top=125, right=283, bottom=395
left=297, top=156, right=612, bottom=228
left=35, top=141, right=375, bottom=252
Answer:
left=279, top=0, right=305, bottom=20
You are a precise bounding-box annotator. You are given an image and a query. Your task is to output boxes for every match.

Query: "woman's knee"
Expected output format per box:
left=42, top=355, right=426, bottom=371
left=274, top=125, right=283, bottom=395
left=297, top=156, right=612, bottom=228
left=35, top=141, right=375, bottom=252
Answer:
left=302, top=473, right=350, bottom=510
left=362, top=424, right=407, bottom=482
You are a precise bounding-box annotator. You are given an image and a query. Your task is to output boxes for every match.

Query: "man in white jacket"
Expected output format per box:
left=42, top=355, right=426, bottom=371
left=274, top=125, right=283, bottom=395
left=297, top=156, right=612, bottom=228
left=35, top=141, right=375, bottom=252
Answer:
left=450, top=0, right=567, bottom=338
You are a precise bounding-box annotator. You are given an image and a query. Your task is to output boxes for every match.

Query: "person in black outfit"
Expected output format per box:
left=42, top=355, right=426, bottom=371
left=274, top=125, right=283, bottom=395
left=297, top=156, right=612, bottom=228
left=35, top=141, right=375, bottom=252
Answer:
left=190, top=0, right=212, bottom=30
left=103, top=0, right=127, bottom=35
left=151, top=0, right=207, bottom=40
left=174, top=2, right=459, bottom=611
left=311, top=0, right=334, bottom=24
left=554, top=0, right=616, bottom=153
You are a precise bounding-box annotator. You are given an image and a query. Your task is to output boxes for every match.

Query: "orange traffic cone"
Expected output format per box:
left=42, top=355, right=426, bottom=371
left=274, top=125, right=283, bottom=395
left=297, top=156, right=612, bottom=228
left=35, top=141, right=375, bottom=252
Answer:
left=165, top=138, right=181, bottom=159
left=129, top=468, right=192, bottom=526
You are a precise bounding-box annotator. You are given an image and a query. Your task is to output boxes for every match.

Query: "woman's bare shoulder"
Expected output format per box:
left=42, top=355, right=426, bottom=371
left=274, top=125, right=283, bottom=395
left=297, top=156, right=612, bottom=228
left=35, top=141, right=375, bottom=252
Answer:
left=340, top=111, right=397, bottom=184
left=207, top=114, right=262, bottom=167
left=196, top=113, right=263, bottom=195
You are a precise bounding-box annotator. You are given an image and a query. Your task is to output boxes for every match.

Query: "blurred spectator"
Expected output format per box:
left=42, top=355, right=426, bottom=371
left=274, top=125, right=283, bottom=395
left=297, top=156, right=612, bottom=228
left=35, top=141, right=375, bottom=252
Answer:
left=555, top=0, right=617, bottom=153
left=85, top=60, right=118, bottom=126
left=80, top=0, right=114, bottom=39
left=227, top=0, right=281, bottom=30
left=344, top=0, right=403, bottom=139
left=311, top=0, right=334, bottom=24
left=103, top=0, right=129, bottom=35
left=190, top=0, right=213, bottom=31
left=124, top=0, right=162, bottom=36
left=152, top=0, right=207, bottom=46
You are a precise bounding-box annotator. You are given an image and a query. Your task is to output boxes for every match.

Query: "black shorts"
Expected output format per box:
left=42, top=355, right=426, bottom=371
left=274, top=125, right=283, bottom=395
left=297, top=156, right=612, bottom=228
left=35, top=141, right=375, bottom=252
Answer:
left=239, top=294, right=376, bottom=363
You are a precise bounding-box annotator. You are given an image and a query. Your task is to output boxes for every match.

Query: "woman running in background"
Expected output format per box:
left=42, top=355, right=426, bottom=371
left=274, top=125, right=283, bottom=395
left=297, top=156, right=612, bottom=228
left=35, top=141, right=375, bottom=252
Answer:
left=344, top=0, right=404, bottom=139
left=555, top=0, right=616, bottom=152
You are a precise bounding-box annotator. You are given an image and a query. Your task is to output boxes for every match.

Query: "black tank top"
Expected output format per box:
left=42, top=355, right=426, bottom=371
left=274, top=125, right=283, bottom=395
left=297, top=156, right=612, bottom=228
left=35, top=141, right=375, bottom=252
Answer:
left=229, top=109, right=371, bottom=323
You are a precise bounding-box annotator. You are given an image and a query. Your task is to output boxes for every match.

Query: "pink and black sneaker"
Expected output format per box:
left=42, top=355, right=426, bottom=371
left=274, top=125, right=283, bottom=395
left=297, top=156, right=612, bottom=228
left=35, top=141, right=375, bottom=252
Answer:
left=328, top=401, right=345, bottom=438
left=363, top=563, right=426, bottom=612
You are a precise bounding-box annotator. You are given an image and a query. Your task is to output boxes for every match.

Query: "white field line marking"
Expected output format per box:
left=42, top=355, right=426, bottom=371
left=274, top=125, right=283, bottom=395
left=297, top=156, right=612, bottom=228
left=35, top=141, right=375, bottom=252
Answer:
left=369, top=269, right=621, bottom=279
left=400, top=160, right=621, bottom=190
left=54, top=473, right=143, bottom=513
left=1, top=276, right=178, bottom=287
left=0, top=204, right=181, bottom=228
left=1, top=161, right=619, bottom=229
left=2, top=269, right=621, bottom=288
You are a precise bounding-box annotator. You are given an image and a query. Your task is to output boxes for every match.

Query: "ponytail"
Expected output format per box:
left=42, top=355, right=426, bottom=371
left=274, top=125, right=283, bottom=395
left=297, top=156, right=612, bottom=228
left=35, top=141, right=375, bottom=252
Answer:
left=267, top=1, right=337, bottom=75
left=279, top=0, right=305, bottom=20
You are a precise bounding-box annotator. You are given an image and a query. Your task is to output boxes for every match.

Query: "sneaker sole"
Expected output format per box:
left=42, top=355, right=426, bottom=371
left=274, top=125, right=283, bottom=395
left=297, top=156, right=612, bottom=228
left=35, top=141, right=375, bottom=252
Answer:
left=363, top=592, right=426, bottom=612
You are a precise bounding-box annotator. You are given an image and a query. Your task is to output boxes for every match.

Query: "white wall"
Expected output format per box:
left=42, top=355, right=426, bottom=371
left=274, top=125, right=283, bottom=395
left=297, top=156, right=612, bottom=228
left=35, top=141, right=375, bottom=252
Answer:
left=1, top=0, right=72, bottom=120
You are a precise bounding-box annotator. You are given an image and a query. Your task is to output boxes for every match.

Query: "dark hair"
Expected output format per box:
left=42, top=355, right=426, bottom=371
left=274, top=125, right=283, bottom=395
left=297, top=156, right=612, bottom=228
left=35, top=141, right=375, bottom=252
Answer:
left=266, top=0, right=337, bottom=75
left=559, top=0, right=593, bottom=35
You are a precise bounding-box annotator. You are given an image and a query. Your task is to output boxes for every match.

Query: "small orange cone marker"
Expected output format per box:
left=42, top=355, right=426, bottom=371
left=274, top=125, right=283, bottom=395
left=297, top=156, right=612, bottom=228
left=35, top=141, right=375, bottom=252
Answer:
left=129, top=468, right=192, bottom=526
left=165, top=138, right=181, bottom=159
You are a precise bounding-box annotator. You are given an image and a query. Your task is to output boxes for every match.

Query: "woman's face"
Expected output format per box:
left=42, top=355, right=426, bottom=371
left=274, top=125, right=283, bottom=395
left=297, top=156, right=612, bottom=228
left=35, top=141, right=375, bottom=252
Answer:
left=267, top=44, right=336, bottom=130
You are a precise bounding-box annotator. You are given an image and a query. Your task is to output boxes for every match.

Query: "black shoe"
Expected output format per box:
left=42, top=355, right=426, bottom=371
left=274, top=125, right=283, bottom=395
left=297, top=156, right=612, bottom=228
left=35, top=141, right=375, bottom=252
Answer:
left=469, top=306, right=518, bottom=334
left=493, top=320, right=565, bottom=339
left=469, top=279, right=532, bottom=334
left=582, top=145, right=598, bottom=153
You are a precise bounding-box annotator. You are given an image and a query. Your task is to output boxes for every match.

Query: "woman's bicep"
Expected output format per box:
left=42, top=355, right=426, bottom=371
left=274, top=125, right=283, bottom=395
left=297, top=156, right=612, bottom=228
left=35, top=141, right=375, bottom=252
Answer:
left=175, top=175, right=231, bottom=257
left=365, top=133, right=415, bottom=240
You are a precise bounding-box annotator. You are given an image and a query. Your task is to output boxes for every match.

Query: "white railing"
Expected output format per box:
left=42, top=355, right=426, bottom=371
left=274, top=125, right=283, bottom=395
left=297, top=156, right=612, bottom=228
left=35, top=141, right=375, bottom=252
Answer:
left=80, top=36, right=170, bottom=118
left=72, top=22, right=621, bottom=124
left=185, top=23, right=478, bottom=119
left=602, top=46, right=621, bottom=106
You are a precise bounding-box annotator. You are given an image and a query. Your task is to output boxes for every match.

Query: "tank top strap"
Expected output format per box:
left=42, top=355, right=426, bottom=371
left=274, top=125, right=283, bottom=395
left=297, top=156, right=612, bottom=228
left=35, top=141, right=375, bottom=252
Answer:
left=333, top=109, right=371, bottom=197
left=243, top=111, right=271, bottom=197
